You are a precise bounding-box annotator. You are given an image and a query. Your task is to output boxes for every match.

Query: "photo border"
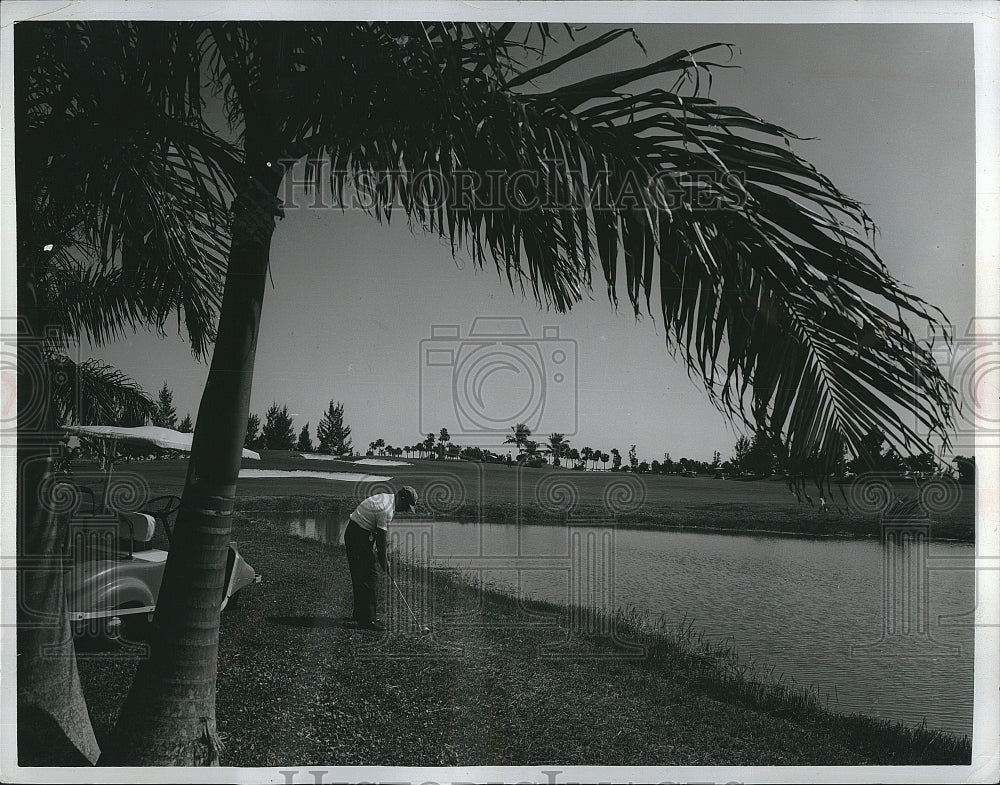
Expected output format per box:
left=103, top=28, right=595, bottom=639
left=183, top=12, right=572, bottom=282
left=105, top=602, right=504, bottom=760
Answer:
left=1, top=2, right=996, bottom=783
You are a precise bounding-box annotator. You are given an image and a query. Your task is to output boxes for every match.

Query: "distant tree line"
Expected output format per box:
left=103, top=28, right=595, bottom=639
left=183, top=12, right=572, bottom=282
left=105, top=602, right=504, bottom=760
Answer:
left=369, top=422, right=973, bottom=485
left=70, top=381, right=977, bottom=484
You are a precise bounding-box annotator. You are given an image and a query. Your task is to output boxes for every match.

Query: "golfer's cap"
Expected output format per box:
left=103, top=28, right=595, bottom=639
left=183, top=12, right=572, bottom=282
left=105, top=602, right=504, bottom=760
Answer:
left=399, top=485, right=419, bottom=505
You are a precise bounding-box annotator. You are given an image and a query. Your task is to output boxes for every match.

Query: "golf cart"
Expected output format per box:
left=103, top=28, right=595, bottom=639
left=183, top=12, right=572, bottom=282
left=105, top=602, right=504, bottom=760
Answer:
left=59, top=425, right=261, bottom=640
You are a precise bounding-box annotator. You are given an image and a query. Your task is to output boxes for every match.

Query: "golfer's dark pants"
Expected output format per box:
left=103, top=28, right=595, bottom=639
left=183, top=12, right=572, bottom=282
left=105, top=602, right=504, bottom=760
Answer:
left=344, top=520, right=379, bottom=624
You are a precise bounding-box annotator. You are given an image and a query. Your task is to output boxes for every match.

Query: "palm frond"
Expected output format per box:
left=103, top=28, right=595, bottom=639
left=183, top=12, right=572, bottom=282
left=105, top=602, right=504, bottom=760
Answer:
left=49, top=354, right=155, bottom=427
left=241, top=22, right=954, bottom=471
left=17, top=22, right=240, bottom=358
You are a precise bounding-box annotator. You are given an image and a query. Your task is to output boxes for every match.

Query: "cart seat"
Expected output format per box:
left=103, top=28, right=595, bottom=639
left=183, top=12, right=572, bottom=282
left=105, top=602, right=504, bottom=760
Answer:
left=119, top=512, right=156, bottom=551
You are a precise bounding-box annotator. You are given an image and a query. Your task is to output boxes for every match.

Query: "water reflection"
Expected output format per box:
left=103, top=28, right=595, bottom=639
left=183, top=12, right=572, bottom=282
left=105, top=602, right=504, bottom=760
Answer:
left=286, top=513, right=342, bottom=545
left=283, top=512, right=975, bottom=737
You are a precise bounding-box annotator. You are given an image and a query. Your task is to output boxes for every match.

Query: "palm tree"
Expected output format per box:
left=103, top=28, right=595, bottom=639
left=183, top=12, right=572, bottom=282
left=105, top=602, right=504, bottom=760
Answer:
left=547, top=433, right=568, bottom=467
left=504, top=422, right=532, bottom=456
left=601, top=452, right=610, bottom=471
left=16, top=22, right=234, bottom=765
left=23, top=21, right=957, bottom=766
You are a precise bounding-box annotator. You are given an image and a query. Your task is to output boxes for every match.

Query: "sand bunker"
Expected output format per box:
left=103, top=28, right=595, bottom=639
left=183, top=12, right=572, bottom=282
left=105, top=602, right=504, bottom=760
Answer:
left=239, top=469, right=391, bottom=483
left=344, top=458, right=413, bottom=467
left=297, top=454, right=412, bottom=467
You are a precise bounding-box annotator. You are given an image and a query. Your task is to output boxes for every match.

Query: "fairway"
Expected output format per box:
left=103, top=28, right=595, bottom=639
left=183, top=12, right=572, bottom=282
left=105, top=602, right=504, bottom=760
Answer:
left=100, top=452, right=975, bottom=540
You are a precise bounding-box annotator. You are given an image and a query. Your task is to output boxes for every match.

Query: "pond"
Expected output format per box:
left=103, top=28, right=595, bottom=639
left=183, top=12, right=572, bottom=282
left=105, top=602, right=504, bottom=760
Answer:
left=280, top=512, right=975, bottom=737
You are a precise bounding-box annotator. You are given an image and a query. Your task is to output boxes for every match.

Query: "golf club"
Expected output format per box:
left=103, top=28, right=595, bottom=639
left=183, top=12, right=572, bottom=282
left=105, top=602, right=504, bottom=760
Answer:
left=389, top=571, right=430, bottom=634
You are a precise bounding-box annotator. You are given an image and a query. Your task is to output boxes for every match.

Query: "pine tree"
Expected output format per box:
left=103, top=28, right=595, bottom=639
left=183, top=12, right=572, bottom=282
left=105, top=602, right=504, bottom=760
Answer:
left=316, top=400, right=352, bottom=455
left=151, top=382, right=177, bottom=428
left=296, top=423, right=314, bottom=452
left=245, top=413, right=261, bottom=449
left=262, top=402, right=295, bottom=450
left=177, top=413, right=193, bottom=433
left=733, top=436, right=752, bottom=472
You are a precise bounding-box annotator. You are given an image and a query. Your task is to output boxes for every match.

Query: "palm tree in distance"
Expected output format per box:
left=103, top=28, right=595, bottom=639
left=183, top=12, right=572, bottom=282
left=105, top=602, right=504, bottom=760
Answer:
left=547, top=433, right=568, bottom=467
left=505, top=422, right=532, bottom=456
left=19, top=21, right=957, bottom=766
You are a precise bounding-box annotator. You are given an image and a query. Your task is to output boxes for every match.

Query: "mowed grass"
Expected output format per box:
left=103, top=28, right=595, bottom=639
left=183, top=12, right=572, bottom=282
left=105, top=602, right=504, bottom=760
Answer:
left=75, top=513, right=972, bottom=767
left=102, top=451, right=975, bottom=541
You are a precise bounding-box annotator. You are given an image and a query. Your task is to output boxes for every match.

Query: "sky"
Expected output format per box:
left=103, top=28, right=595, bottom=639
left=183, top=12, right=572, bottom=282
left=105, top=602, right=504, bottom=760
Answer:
left=81, top=22, right=976, bottom=463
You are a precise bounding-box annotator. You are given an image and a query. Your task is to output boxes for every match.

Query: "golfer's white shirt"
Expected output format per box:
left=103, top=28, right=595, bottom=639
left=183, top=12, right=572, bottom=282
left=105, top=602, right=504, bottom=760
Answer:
left=349, top=493, right=396, bottom=532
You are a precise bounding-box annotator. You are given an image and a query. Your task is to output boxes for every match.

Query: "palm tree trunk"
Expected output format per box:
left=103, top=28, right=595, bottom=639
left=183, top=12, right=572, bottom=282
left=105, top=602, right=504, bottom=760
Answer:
left=17, top=292, right=103, bottom=766
left=100, top=163, right=283, bottom=766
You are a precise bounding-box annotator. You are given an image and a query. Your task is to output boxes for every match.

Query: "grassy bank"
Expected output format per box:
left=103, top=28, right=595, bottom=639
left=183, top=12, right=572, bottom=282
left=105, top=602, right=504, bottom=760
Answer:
left=234, top=492, right=971, bottom=543
left=75, top=512, right=971, bottom=767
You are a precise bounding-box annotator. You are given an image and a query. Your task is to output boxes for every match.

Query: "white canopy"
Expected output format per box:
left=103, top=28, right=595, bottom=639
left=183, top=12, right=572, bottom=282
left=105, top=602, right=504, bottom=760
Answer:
left=64, top=424, right=261, bottom=460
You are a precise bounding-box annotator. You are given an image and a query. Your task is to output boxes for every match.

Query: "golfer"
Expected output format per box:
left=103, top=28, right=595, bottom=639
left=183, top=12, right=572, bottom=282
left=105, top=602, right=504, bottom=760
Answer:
left=344, top=485, right=418, bottom=630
